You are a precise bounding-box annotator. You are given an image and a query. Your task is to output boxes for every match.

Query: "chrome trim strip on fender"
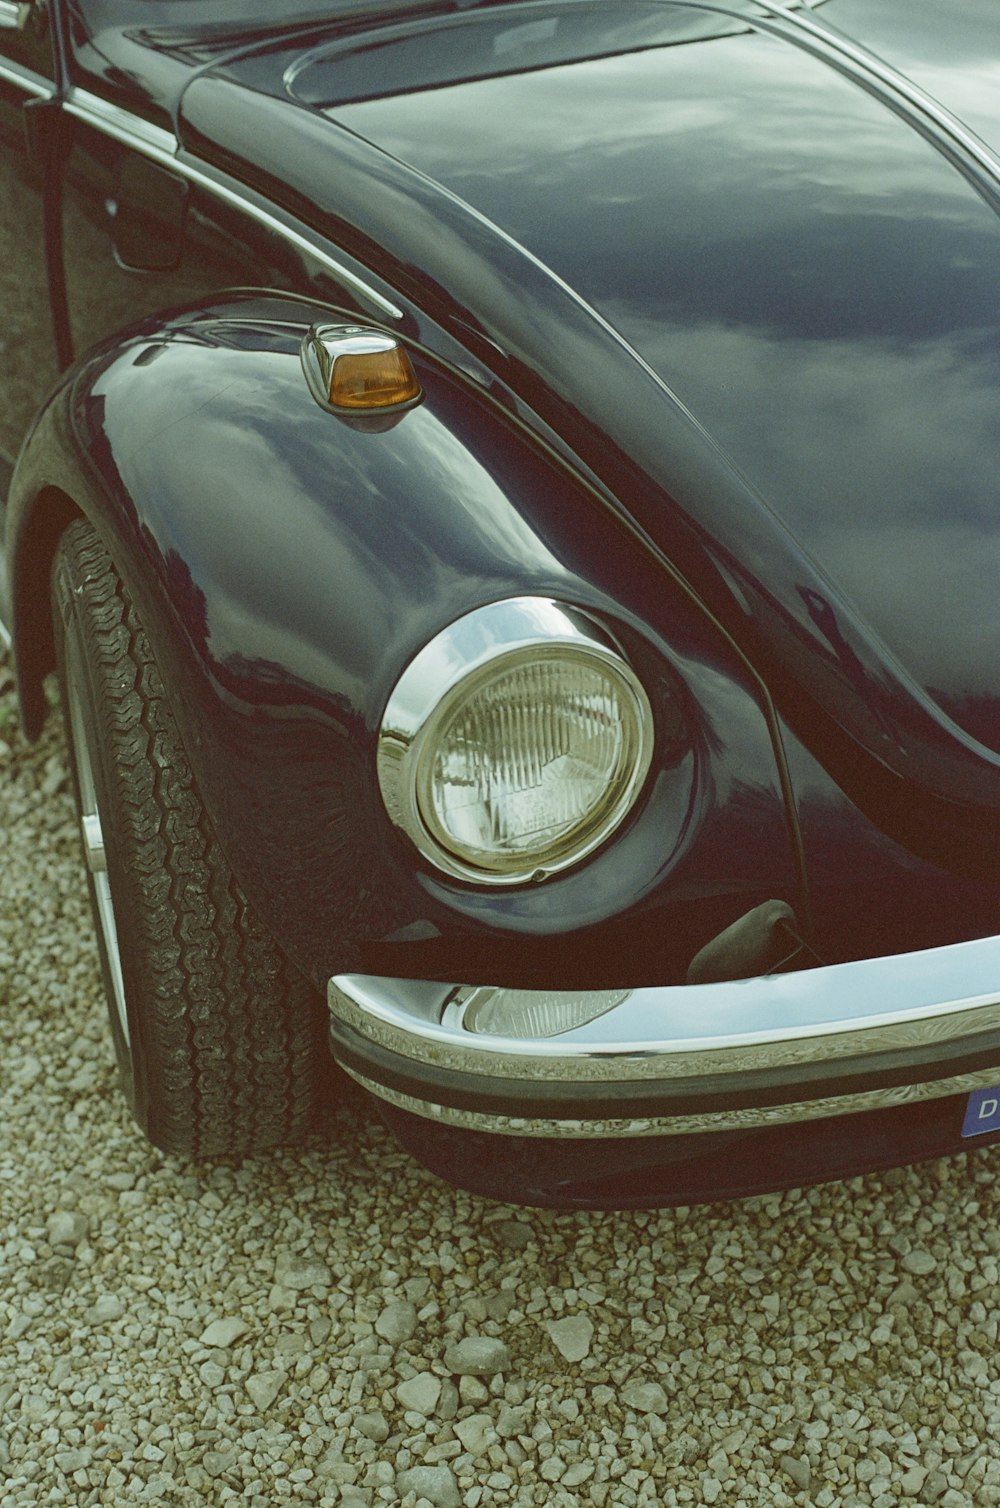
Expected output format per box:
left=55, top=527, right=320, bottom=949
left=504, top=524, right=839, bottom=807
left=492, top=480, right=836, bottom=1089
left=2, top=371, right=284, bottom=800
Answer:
left=0, top=56, right=53, bottom=98
left=63, top=86, right=177, bottom=156
left=62, top=87, right=404, bottom=320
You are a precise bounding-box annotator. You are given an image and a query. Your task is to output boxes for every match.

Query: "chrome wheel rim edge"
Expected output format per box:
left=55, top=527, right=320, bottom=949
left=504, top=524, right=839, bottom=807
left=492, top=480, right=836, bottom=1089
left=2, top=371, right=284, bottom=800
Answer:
left=65, top=647, right=131, bottom=1049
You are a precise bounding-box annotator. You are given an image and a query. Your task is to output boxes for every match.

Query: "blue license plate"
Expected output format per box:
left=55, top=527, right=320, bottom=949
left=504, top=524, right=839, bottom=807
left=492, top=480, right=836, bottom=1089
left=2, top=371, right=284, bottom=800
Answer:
left=962, top=1086, right=1000, bottom=1138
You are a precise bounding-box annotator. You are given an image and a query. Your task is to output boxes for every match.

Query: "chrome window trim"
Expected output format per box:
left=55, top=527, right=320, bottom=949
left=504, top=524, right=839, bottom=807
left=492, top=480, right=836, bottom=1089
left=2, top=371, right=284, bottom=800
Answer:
left=62, top=87, right=404, bottom=321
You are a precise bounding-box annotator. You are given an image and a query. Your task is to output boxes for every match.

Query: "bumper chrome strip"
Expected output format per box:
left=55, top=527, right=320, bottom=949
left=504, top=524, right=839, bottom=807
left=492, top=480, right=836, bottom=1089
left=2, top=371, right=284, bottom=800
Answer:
left=328, top=931, right=1000, bottom=1135
left=342, top=1063, right=1000, bottom=1139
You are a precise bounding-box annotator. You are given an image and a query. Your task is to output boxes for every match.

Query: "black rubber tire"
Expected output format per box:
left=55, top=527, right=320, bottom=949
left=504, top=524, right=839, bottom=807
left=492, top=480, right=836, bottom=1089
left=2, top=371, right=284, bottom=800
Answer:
left=52, top=517, right=331, bottom=1158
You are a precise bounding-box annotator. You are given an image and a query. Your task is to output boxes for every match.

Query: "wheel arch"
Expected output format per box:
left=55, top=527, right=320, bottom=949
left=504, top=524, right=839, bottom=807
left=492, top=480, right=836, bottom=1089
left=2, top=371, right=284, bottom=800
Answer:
left=6, top=293, right=803, bottom=989
left=12, top=482, right=84, bottom=742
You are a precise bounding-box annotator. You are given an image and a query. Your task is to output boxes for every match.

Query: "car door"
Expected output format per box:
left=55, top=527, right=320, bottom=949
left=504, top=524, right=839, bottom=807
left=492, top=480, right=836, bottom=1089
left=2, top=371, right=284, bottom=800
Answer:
left=0, top=1, right=66, bottom=637
left=0, top=2, right=62, bottom=512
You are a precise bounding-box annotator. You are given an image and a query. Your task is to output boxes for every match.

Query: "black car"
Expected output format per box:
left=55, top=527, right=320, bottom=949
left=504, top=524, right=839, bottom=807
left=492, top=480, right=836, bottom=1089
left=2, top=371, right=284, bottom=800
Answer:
left=3, top=0, right=1000, bottom=1207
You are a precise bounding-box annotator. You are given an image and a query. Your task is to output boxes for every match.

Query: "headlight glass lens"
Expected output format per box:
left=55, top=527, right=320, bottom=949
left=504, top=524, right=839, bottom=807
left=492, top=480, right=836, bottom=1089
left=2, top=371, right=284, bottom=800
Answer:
left=415, top=647, right=651, bottom=878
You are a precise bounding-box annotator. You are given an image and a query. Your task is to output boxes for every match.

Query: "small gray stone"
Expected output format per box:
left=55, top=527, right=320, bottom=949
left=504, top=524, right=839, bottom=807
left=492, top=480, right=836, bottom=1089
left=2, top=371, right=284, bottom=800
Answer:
left=901, top=1250, right=937, bottom=1276
left=88, top=1294, right=123, bottom=1324
left=375, top=1300, right=419, bottom=1345
left=438, top=1379, right=460, bottom=1420
left=46, top=1211, right=87, bottom=1247
left=494, top=1221, right=533, bottom=1250
left=339, top=1491, right=368, bottom=1508
left=496, top=1405, right=529, bottom=1438
left=246, top=1370, right=285, bottom=1411
left=781, top=1455, right=811, bottom=1491
left=494, top=1399, right=527, bottom=1435
left=309, top=1316, right=333, bottom=1346
left=621, top=1380, right=669, bottom=1415
left=355, top=1411, right=390, bottom=1443
left=924, top=1471, right=951, bottom=1503
left=900, top=1464, right=927, bottom=1496
left=454, top=1413, right=496, bottom=1457
left=545, top=1315, right=594, bottom=1362
left=55, top=1448, right=90, bottom=1473
left=396, top=1465, right=461, bottom=1508
left=273, top=1255, right=332, bottom=1290
left=199, top=1318, right=250, bottom=1347
left=203, top=1450, right=238, bottom=1479
left=443, top=1337, right=511, bottom=1376
left=396, top=1371, right=442, bottom=1415
left=316, top=1457, right=359, bottom=1484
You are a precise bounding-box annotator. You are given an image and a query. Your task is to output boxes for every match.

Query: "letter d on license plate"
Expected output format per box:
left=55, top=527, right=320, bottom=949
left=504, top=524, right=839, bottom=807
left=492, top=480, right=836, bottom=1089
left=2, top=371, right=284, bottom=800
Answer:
left=962, top=1085, right=1000, bottom=1138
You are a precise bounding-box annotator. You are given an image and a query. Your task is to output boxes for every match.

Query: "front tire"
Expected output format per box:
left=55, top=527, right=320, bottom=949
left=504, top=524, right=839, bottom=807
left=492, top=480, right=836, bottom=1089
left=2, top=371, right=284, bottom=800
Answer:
left=53, top=518, right=330, bottom=1158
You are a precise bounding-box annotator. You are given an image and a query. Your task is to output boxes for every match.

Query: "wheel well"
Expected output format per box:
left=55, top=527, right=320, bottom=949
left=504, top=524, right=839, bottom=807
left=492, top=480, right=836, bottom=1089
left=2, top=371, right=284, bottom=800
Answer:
left=14, top=486, right=83, bottom=741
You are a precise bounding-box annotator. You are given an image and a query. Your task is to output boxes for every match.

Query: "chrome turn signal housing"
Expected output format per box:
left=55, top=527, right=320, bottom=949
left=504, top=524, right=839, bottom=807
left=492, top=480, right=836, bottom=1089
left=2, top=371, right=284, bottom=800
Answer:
left=301, top=324, right=422, bottom=414
left=377, top=598, right=655, bottom=885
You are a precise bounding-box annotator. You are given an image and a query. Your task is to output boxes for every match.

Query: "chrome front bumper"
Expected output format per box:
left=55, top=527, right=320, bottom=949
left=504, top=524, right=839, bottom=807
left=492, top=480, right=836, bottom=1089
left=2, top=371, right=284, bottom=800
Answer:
left=327, top=933, right=1000, bottom=1138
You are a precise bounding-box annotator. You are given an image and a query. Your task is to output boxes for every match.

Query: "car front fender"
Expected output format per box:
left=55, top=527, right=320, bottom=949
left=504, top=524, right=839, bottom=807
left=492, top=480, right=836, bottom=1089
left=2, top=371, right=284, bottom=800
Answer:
left=8, top=294, right=804, bottom=988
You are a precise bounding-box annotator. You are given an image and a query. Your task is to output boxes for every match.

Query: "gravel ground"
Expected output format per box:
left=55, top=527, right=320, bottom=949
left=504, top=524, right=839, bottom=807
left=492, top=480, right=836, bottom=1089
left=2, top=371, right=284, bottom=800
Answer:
left=2, top=643, right=1000, bottom=1508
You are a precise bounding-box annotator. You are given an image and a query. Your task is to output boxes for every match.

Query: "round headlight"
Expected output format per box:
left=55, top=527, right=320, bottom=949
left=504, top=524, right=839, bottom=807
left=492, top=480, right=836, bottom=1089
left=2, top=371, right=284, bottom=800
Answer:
left=377, top=599, right=654, bottom=884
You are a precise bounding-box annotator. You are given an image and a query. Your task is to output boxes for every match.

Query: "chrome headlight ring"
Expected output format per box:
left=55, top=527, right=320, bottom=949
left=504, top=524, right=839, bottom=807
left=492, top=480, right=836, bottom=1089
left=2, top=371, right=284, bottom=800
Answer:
left=376, top=597, right=655, bottom=886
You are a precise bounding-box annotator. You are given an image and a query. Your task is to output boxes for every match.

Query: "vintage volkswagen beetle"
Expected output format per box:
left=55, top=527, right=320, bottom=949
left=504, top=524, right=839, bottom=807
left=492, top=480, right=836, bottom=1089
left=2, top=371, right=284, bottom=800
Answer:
left=3, top=0, right=1000, bottom=1207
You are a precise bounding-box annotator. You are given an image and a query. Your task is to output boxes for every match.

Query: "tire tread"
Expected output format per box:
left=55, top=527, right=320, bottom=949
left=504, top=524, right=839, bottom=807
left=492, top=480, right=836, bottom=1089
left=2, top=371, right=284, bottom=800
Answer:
left=55, top=519, right=329, bottom=1158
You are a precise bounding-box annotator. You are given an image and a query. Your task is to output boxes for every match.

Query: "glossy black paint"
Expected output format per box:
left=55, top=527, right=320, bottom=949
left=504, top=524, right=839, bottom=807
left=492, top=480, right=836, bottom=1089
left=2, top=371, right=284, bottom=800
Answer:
left=10, top=296, right=804, bottom=989
left=177, top=4, right=1000, bottom=873
left=380, top=1092, right=1000, bottom=1210
left=4, top=0, right=1000, bottom=1202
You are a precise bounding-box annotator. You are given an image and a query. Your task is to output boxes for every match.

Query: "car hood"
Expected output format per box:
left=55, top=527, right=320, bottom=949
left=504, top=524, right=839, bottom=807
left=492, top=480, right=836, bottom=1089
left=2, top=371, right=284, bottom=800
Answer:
left=178, top=0, right=1000, bottom=843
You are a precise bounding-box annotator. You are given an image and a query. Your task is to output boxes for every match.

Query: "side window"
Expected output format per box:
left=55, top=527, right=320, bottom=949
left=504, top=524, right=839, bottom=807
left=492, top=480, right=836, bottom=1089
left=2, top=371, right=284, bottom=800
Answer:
left=0, top=3, right=55, bottom=81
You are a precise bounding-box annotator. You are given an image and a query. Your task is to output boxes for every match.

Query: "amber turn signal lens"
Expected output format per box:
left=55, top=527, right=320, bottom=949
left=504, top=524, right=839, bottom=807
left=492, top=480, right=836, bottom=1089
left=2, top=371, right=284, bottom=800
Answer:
left=328, top=346, right=421, bottom=410
left=301, top=324, right=424, bottom=418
